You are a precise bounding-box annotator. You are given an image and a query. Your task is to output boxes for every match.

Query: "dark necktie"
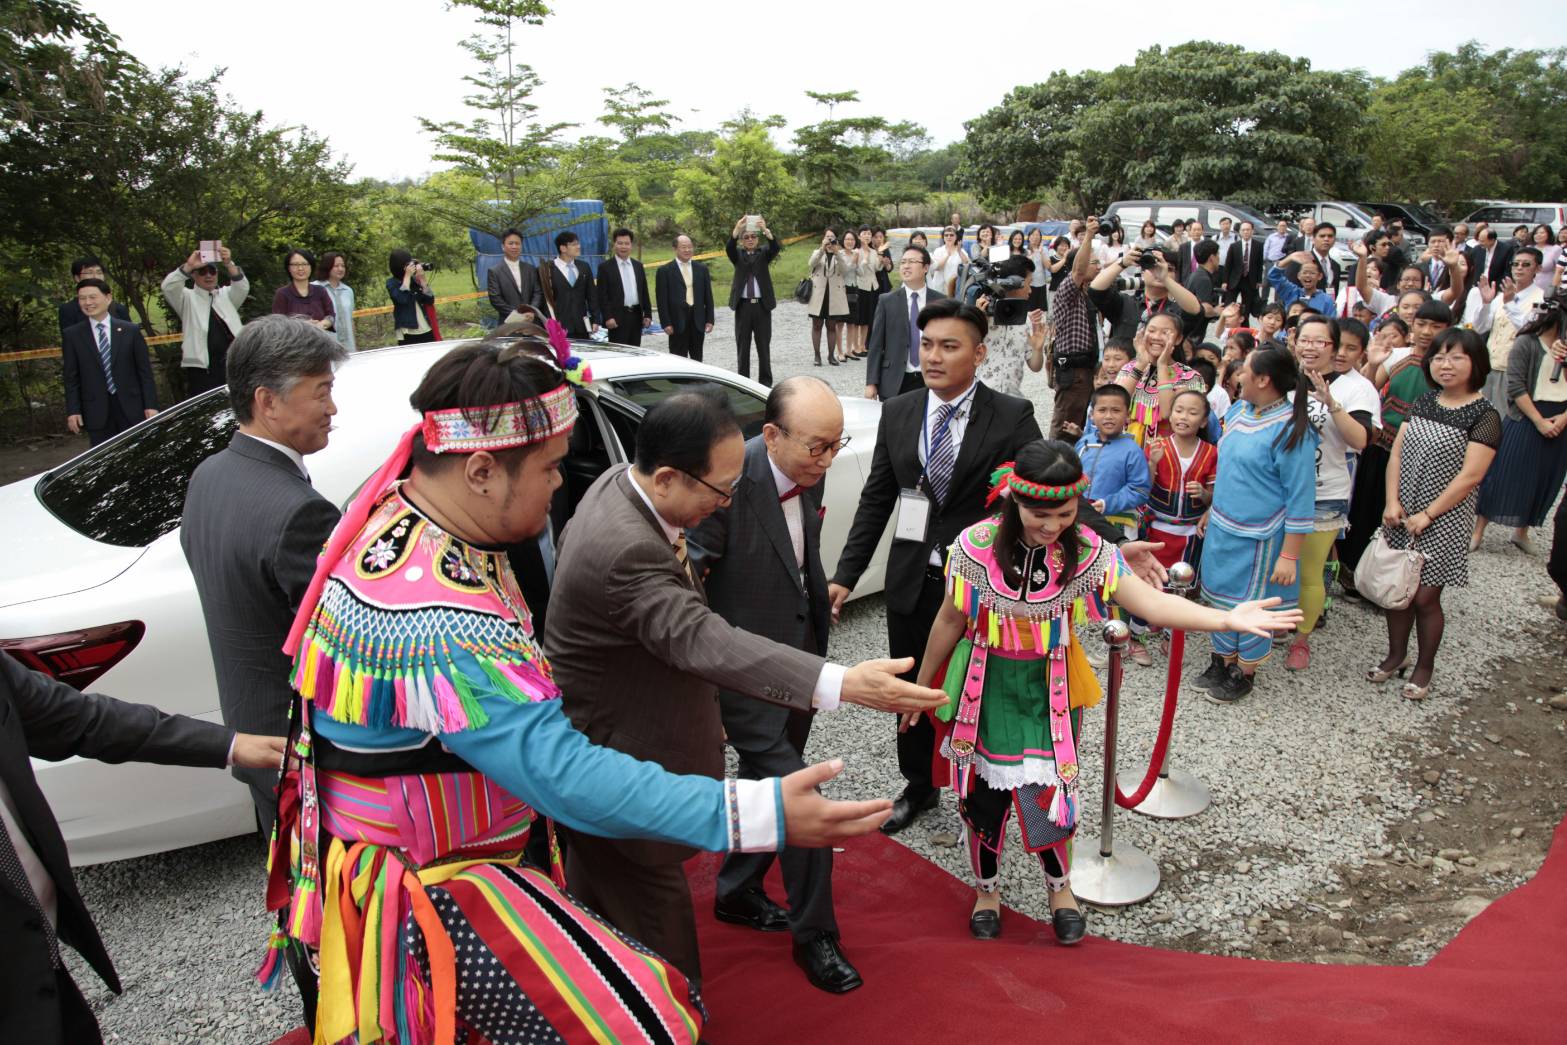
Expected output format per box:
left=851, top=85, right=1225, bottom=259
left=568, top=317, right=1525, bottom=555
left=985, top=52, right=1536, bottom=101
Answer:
left=907, top=291, right=921, bottom=367
left=927, top=402, right=957, bottom=504
left=1242, top=243, right=1250, bottom=270
left=779, top=484, right=804, bottom=502
left=96, top=323, right=117, bottom=394
left=0, top=820, right=59, bottom=966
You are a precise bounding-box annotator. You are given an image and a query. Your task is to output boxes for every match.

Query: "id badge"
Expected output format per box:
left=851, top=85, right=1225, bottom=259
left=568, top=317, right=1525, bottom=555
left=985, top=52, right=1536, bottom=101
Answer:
left=893, top=487, right=932, bottom=543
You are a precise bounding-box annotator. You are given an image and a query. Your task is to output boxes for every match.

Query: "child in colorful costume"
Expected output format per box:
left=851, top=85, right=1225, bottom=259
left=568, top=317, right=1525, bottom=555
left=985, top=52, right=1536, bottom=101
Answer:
left=1144, top=389, right=1218, bottom=570
left=258, top=326, right=875, bottom=1044
left=1116, top=311, right=1207, bottom=447
left=914, top=439, right=1300, bottom=943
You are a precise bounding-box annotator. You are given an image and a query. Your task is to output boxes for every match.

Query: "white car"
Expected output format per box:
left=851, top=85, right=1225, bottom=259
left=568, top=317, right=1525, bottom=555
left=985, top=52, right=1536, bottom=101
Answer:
left=0, top=340, right=892, bottom=866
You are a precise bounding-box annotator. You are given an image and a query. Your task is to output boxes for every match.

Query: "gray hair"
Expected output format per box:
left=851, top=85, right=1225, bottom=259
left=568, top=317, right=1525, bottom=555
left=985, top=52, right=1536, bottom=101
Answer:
left=227, top=315, right=350, bottom=422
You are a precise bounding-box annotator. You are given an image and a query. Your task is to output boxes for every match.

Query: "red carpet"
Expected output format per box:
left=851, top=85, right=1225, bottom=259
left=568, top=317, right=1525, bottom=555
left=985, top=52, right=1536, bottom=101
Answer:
left=274, top=815, right=1567, bottom=1043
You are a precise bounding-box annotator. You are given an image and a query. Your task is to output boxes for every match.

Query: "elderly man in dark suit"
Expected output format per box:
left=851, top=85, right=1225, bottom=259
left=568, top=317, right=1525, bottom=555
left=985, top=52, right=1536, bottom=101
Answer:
left=687, top=377, right=860, bottom=994
left=656, top=232, right=715, bottom=361
left=726, top=215, right=783, bottom=384
left=596, top=226, right=651, bottom=346
left=181, top=315, right=348, bottom=833
left=545, top=390, right=944, bottom=986
left=0, top=652, right=282, bottom=1044
left=61, top=279, right=157, bottom=445
left=1223, top=220, right=1266, bottom=318
left=485, top=227, right=544, bottom=323
left=864, top=244, right=944, bottom=401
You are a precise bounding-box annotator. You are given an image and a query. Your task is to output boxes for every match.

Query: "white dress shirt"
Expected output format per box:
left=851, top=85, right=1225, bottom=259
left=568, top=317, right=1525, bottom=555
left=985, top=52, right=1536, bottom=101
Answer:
left=617, top=257, right=639, bottom=307
left=245, top=433, right=310, bottom=481
left=767, top=454, right=806, bottom=571
left=505, top=257, right=523, bottom=292
left=916, top=380, right=978, bottom=564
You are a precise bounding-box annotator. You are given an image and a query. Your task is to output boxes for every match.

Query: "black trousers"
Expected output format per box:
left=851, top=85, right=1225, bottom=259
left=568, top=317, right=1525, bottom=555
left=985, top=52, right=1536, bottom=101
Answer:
left=887, top=568, right=948, bottom=798
left=606, top=304, right=644, bottom=346
left=1549, top=486, right=1567, bottom=599
left=895, top=369, right=926, bottom=398
left=86, top=400, right=132, bottom=446
left=183, top=355, right=227, bottom=398
left=734, top=300, right=772, bottom=385
left=1342, top=443, right=1390, bottom=573
left=666, top=306, right=704, bottom=362
left=959, top=776, right=1069, bottom=884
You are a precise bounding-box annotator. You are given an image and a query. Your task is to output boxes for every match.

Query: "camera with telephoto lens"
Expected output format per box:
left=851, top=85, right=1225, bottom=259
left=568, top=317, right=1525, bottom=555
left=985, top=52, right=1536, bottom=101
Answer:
left=412, top=260, right=438, bottom=272
left=1095, top=214, right=1122, bottom=242
left=959, top=255, right=1029, bottom=326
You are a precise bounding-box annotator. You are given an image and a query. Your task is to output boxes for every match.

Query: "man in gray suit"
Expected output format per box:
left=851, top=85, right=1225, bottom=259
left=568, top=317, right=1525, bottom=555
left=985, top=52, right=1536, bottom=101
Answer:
left=485, top=228, right=544, bottom=322
left=545, top=389, right=944, bottom=986
left=181, top=316, right=349, bottom=833
left=686, top=377, right=860, bottom=994
left=864, top=245, right=944, bottom=401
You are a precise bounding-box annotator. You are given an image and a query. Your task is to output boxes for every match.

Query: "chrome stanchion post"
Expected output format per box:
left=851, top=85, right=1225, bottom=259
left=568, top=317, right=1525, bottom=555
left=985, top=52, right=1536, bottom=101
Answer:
left=1119, top=561, right=1212, bottom=820
left=1072, top=619, right=1160, bottom=907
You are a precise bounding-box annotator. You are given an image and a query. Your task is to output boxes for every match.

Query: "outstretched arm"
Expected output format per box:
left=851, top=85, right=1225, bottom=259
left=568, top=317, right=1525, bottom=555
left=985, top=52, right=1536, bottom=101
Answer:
left=1110, top=573, right=1301, bottom=636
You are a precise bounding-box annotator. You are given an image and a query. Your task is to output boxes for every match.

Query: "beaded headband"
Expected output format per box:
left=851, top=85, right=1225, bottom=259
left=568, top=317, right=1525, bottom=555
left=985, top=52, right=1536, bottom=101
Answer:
left=422, top=382, right=577, bottom=454
left=985, top=462, right=1091, bottom=506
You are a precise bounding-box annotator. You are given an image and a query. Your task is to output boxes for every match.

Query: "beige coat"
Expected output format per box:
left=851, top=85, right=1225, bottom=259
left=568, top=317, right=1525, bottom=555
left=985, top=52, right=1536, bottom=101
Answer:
left=807, top=249, right=849, bottom=316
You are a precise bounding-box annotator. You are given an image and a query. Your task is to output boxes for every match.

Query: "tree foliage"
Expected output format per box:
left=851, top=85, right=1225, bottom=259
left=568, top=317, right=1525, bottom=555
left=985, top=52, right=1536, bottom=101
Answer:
left=674, top=126, right=798, bottom=246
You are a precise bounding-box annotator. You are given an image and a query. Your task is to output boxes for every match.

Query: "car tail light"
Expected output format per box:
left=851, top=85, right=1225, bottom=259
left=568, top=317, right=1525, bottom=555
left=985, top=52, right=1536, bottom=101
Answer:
left=0, top=621, right=145, bottom=690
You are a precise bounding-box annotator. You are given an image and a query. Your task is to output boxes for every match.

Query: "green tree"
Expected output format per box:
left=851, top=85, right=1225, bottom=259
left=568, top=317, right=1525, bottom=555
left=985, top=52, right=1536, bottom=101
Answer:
left=674, top=125, right=797, bottom=245
left=596, top=84, right=686, bottom=254
left=791, top=90, right=903, bottom=229
left=1363, top=80, right=1515, bottom=210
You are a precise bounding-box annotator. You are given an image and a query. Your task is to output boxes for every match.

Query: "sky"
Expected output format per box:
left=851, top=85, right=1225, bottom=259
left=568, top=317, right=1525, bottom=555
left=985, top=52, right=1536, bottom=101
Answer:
left=83, top=0, right=1567, bottom=183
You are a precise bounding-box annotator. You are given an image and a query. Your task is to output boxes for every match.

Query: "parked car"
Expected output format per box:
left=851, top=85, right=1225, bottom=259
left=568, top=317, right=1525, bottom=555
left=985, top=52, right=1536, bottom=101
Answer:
left=0, top=339, right=893, bottom=865
left=1461, top=202, right=1567, bottom=234
left=1101, top=199, right=1273, bottom=239
left=1357, top=202, right=1446, bottom=238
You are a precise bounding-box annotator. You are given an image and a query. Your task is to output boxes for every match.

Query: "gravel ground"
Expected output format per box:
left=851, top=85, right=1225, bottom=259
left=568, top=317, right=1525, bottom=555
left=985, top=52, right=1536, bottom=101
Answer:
left=69, top=302, right=1566, bottom=1040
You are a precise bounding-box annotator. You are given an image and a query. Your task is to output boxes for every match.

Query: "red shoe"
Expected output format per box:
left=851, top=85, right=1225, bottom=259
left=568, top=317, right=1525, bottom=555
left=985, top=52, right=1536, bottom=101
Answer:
left=1285, top=638, right=1310, bottom=671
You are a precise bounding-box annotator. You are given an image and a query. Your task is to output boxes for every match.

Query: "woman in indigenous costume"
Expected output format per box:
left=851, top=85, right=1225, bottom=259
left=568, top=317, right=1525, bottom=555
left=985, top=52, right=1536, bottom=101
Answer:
left=260, top=323, right=885, bottom=1045
left=913, top=440, right=1299, bottom=943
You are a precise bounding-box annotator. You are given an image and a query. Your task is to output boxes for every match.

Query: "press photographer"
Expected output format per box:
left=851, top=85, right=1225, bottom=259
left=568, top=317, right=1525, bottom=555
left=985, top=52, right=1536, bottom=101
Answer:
left=1086, top=239, right=1203, bottom=342
left=972, top=254, right=1047, bottom=397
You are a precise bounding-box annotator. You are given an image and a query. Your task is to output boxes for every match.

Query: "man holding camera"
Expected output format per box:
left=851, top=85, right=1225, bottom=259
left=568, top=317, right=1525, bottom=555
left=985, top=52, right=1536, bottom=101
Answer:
left=1045, top=217, right=1106, bottom=440
left=971, top=255, right=1046, bottom=398
left=727, top=215, right=782, bottom=384
left=1087, top=243, right=1203, bottom=343
left=162, top=244, right=248, bottom=395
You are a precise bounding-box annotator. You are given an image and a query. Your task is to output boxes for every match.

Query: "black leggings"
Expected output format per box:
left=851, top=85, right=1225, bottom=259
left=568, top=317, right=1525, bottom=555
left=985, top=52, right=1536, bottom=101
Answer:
left=959, top=775, right=1069, bottom=888
left=1384, top=583, right=1445, bottom=685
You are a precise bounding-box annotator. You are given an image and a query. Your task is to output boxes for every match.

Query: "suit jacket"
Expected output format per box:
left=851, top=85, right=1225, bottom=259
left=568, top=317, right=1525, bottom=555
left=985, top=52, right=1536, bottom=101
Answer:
left=57, top=298, right=130, bottom=342
left=726, top=235, right=782, bottom=310
left=61, top=316, right=157, bottom=431
left=1177, top=239, right=1213, bottom=283
left=1415, top=256, right=1460, bottom=293
left=486, top=258, right=544, bottom=321
left=831, top=383, right=1043, bottom=616
left=594, top=255, right=651, bottom=323
left=546, top=466, right=823, bottom=864
left=655, top=259, right=715, bottom=334
left=687, top=437, right=828, bottom=752
left=180, top=434, right=340, bottom=793
left=1466, top=240, right=1516, bottom=289
left=539, top=258, right=599, bottom=336
left=865, top=285, right=946, bottom=401
left=1224, top=239, right=1265, bottom=291
left=0, top=652, right=230, bottom=1043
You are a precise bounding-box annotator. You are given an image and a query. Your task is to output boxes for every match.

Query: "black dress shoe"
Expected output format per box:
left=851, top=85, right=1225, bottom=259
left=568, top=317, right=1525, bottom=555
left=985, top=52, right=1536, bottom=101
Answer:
left=969, top=908, right=1001, bottom=939
left=792, top=933, right=863, bottom=993
left=1051, top=905, right=1087, bottom=945
left=879, top=789, right=939, bottom=836
left=713, top=888, right=790, bottom=932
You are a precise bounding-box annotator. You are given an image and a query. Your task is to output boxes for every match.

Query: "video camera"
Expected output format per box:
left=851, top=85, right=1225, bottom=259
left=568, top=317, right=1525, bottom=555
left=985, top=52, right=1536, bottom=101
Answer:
left=960, top=255, right=1030, bottom=326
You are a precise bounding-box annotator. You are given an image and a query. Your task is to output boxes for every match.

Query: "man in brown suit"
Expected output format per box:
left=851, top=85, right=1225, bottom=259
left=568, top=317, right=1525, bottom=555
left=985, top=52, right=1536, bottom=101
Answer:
left=545, top=389, right=945, bottom=985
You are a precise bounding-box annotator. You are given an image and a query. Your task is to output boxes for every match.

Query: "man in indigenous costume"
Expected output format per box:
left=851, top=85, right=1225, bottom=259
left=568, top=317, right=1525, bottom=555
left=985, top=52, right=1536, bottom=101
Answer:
left=912, top=440, right=1299, bottom=944
left=259, top=322, right=893, bottom=1044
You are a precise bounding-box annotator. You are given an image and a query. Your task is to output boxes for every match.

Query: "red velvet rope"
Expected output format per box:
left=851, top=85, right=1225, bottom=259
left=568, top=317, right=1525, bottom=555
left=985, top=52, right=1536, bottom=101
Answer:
left=1113, top=628, right=1183, bottom=808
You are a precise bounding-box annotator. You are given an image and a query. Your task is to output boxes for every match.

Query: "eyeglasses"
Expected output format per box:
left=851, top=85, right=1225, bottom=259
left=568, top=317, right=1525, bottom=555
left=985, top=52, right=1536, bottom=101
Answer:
left=1296, top=337, right=1334, bottom=349
left=776, top=425, right=851, bottom=458
left=679, top=469, right=740, bottom=503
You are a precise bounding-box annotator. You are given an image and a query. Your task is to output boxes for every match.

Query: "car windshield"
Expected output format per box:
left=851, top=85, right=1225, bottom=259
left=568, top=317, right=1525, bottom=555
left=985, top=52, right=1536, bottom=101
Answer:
left=36, top=390, right=237, bottom=547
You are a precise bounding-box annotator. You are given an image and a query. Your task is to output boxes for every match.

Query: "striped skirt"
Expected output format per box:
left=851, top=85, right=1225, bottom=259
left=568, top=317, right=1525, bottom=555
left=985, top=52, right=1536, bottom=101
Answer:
left=1477, top=401, right=1567, bottom=528
left=1198, top=524, right=1299, bottom=610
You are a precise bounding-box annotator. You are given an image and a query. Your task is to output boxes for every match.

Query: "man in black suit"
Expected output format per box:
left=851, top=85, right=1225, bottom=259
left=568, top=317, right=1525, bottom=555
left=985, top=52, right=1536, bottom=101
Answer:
left=0, top=651, right=283, bottom=1044
left=656, top=233, right=714, bottom=361
left=61, top=279, right=157, bottom=445
left=688, top=376, right=861, bottom=995
left=863, top=245, right=943, bottom=401
left=1176, top=219, right=1210, bottom=283
left=1468, top=227, right=1516, bottom=290
left=1223, top=219, right=1266, bottom=318
left=539, top=230, right=599, bottom=338
left=181, top=315, right=348, bottom=833
left=57, top=255, right=129, bottom=340
left=1283, top=215, right=1315, bottom=256
left=1283, top=221, right=1343, bottom=297
left=596, top=227, right=651, bottom=346
left=486, top=228, right=544, bottom=323
left=726, top=216, right=783, bottom=384
left=1414, top=225, right=1463, bottom=295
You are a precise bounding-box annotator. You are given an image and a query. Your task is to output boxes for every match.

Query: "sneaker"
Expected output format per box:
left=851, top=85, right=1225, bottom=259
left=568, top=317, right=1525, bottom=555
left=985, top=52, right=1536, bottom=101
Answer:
left=1129, top=640, right=1154, bottom=667
left=1208, top=664, right=1254, bottom=703
left=1285, top=638, right=1311, bottom=671
left=1194, top=653, right=1229, bottom=692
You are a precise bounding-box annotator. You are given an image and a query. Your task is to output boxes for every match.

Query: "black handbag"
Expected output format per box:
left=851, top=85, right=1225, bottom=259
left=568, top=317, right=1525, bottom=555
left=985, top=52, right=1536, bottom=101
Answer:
left=793, top=277, right=812, bottom=305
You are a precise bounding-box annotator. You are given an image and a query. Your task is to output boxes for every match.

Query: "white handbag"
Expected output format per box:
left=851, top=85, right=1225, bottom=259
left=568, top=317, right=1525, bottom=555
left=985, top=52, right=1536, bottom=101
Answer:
left=1353, top=527, right=1426, bottom=610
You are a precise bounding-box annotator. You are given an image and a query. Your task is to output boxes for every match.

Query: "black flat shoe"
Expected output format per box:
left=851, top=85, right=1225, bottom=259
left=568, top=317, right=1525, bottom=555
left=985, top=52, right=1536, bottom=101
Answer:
left=713, top=888, right=790, bottom=932
left=969, top=908, right=1001, bottom=939
left=826, top=354, right=839, bottom=366
left=792, top=933, right=863, bottom=993
left=1051, top=905, right=1086, bottom=945
left=879, top=788, right=939, bottom=835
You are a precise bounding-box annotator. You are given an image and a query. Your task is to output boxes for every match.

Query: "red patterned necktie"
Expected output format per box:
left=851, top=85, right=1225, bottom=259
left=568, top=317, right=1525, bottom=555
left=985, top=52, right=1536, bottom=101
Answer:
left=779, top=485, right=805, bottom=502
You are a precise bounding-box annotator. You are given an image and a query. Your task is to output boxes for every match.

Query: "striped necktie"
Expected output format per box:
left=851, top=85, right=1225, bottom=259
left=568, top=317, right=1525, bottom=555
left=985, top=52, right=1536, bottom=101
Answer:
left=673, top=532, right=694, bottom=584
left=927, top=402, right=957, bottom=504
left=96, top=322, right=117, bottom=393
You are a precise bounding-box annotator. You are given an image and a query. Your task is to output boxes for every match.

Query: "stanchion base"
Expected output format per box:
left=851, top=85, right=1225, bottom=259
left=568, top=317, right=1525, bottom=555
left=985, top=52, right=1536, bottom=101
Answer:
left=1071, top=841, right=1160, bottom=906
left=1118, top=767, right=1212, bottom=820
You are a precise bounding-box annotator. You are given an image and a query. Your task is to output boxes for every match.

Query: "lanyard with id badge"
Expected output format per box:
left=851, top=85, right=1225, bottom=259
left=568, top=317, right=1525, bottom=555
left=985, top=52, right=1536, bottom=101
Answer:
left=893, top=388, right=971, bottom=544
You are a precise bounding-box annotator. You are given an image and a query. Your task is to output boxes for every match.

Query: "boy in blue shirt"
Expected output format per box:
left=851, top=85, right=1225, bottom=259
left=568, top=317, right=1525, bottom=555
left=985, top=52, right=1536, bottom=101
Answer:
left=1074, top=384, right=1150, bottom=538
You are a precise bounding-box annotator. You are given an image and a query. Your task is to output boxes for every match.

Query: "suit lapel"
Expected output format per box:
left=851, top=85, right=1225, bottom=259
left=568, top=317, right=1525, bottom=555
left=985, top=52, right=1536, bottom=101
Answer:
left=947, top=384, right=995, bottom=504
left=613, top=468, right=701, bottom=596
left=744, top=446, right=802, bottom=591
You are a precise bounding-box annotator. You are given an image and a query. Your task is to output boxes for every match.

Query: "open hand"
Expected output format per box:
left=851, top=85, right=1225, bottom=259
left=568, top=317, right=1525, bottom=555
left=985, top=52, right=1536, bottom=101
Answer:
left=1119, top=539, right=1168, bottom=587
left=781, top=760, right=893, bottom=845
left=842, top=658, right=947, bottom=714
left=1220, top=597, right=1304, bottom=637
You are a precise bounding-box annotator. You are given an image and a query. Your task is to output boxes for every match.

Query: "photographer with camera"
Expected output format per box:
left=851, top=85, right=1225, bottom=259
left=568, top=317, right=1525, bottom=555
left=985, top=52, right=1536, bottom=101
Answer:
left=1086, top=238, right=1202, bottom=342
left=807, top=230, right=851, bottom=366
left=1044, top=216, right=1106, bottom=440
left=972, top=254, right=1047, bottom=398
left=386, top=248, right=439, bottom=345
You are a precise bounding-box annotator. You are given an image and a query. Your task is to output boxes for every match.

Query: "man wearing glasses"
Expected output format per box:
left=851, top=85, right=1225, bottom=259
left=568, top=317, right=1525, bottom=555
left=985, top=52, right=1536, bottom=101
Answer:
left=545, top=388, right=945, bottom=991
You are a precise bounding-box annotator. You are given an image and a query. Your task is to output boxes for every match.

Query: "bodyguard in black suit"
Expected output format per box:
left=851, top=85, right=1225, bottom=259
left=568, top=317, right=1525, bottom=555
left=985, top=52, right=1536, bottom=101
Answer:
left=863, top=245, right=944, bottom=401
left=181, top=316, right=348, bottom=833
left=727, top=217, right=783, bottom=384
left=57, top=255, right=130, bottom=340
left=596, top=227, right=651, bottom=346
left=656, top=233, right=715, bottom=361
left=0, top=652, right=282, bottom=1044
left=486, top=228, right=544, bottom=322
left=61, top=279, right=157, bottom=445
left=539, top=230, right=599, bottom=338
left=1223, top=222, right=1266, bottom=317
left=687, top=378, right=861, bottom=994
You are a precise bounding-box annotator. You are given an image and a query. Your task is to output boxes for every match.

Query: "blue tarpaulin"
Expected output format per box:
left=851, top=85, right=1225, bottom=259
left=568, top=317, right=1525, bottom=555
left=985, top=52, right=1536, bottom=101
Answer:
left=470, top=200, right=609, bottom=298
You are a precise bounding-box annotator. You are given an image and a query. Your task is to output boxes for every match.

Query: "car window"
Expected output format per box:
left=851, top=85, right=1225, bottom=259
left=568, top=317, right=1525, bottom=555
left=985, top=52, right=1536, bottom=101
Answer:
left=605, top=376, right=768, bottom=439
left=1115, top=206, right=1151, bottom=227
left=1156, top=206, right=1198, bottom=225
left=36, top=389, right=237, bottom=547
left=1208, top=207, right=1242, bottom=228
left=1321, top=205, right=1352, bottom=227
